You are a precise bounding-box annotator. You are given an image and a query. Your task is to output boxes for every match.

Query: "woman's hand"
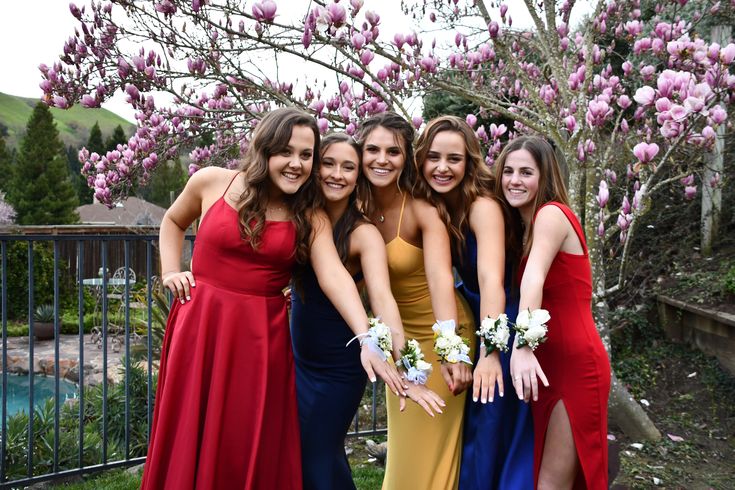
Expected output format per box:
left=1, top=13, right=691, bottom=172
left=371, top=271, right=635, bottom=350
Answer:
left=162, top=271, right=196, bottom=304
left=440, top=362, right=473, bottom=395
left=360, top=345, right=406, bottom=397
left=402, top=382, right=446, bottom=417
left=509, top=345, right=549, bottom=402
left=472, top=349, right=504, bottom=403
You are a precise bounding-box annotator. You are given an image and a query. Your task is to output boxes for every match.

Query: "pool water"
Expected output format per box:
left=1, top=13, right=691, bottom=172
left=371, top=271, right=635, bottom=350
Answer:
left=1, top=375, right=78, bottom=415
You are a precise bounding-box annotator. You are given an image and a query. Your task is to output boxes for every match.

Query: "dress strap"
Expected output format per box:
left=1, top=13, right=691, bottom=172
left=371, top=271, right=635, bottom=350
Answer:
left=222, top=171, right=241, bottom=199
left=395, top=193, right=407, bottom=239
left=536, top=202, right=588, bottom=255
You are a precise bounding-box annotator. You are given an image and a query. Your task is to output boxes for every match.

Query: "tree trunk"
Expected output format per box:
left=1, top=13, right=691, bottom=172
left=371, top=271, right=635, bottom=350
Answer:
left=701, top=24, right=730, bottom=256
left=583, top=166, right=662, bottom=442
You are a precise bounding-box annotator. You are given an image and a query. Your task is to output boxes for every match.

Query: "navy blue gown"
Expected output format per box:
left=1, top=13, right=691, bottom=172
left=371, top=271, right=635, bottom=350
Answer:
left=291, top=265, right=367, bottom=490
left=456, top=231, right=535, bottom=490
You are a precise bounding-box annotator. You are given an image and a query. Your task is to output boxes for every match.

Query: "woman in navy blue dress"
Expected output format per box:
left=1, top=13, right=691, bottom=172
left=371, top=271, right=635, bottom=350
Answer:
left=415, top=116, right=534, bottom=489
left=291, top=133, right=444, bottom=490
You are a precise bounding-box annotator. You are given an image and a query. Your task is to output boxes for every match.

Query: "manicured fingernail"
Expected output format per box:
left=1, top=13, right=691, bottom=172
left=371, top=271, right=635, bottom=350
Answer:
left=473, top=397, right=478, bottom=402
left=186, top=296, right=191, bottom=301
left=481, top=398, right=487, bottom=404
left=500, top=392, right=504, bottom=397
left=180, top=299, right=185, bottom=304
left=371, top=378, right=377, bottom=383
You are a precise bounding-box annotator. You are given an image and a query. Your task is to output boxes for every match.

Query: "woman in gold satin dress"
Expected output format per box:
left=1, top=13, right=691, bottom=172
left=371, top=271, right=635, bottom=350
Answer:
left=356, top=112, right=475, bottom=490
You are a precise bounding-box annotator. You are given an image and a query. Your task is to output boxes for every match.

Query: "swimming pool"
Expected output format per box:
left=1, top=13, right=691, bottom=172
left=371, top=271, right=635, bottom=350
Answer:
left=1, top=375, right=78, bottom=415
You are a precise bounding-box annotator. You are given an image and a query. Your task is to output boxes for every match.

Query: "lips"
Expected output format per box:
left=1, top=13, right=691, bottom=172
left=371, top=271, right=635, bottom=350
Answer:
left=369, top=167, right=391, bottom=176
left=282, top=171, right=301, bottom=181
left=323, top=181, right=346, bottom=190
left=432, top=174, right=454, bottom=184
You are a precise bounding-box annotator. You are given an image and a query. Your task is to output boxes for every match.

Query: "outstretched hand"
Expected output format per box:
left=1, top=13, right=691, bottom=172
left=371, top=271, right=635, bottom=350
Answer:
left=472, top=349, right=504, bottom=404
left=360, top=346, right=407, bottom=398
left=509, top=346, right=549, bottom=402
left=401, top=382, right=446, bottom=417
left=440, top=362, right=473, bottom=395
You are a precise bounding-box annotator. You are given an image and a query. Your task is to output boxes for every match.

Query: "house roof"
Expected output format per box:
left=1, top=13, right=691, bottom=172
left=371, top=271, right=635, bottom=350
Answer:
left=77, top=196, right=167, bottom=226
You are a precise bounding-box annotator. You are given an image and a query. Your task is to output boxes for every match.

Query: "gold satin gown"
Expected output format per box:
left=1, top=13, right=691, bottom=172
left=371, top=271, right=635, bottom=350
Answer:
left=382, top=196, right=474, bottom=490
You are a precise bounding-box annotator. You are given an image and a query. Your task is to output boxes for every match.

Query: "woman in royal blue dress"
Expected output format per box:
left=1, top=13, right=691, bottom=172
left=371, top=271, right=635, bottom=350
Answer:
left=415, top=116, right=534, bottom=489
left=291, top=133, right=444, bottom=490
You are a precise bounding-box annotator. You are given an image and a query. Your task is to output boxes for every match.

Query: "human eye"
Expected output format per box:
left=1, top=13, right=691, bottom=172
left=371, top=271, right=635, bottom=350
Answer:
left=301, top=150, right=313, bottom=160
left=502, top=167, right=513, bottom=174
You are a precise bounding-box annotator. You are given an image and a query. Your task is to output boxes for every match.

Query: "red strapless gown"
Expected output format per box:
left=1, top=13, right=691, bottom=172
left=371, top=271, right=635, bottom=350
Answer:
left=141, top=197, right=301, bottom=490
left=520, top=202, right=611, bottom=490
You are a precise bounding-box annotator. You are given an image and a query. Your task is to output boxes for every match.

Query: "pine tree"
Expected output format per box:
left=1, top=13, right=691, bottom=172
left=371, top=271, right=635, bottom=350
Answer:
left=138, top=158, right=187, bottom=207
left=105, top=124, right=128, bottom=151
left=0, top=135, right=12, bottom=194
left=8, top=102, right=79, bottom=224
left=87, top=122, right=105, bottom=155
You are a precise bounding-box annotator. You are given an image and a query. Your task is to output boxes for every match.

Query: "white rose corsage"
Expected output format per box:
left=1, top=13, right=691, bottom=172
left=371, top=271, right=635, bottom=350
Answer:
left=398, top=339, right=433, bottom=385
left=346, top=317, right=393, bottom=361
left=514, top=308, right=550, bottom=351
left=477, top=313, right=510, bottom=355
left=432, top=319, right=472, bottom=365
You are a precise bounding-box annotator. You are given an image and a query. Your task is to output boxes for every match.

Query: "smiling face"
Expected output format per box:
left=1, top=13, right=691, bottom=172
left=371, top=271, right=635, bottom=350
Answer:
left=361, top=126, right=406, bottom=189
left=319, top=141, right=360, bottom=203
left=267, top=124, right=315, bottom=196
left=421, top=130, right=467, bottom=194
left=501, top=148, right=540, bottom=212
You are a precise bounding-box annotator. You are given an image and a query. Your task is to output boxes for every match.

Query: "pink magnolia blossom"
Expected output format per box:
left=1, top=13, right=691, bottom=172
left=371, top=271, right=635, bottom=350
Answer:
left=632, top=142, right=659, bottom=163
left=465, top=114, right=477, bottom=128
left=684, top=185, right=697, bottom=200
left=412, top=116, right=423, bottom=129
left=597, top=180, right=609, bottom=208
left=633, top=86, right=655, bottom=106
left=252, top=0, right=277, bottom=23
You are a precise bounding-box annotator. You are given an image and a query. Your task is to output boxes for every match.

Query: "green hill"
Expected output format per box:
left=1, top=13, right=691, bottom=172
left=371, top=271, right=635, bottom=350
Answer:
left=0, top=92, right=135, bottom=150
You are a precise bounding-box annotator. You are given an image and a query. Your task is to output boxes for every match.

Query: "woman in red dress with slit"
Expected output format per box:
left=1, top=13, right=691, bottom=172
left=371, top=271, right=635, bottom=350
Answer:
left=494, top=136, right=611, bottom=489
left=140, top=108, right=400, bottom=490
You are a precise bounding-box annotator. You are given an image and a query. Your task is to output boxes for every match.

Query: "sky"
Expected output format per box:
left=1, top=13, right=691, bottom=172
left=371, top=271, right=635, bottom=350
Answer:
left=0, top=1, right=592, bottom=124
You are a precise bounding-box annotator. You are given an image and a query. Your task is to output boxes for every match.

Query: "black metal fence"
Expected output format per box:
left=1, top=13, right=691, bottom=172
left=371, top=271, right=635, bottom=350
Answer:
left=0, top=233, right=385, bottom=487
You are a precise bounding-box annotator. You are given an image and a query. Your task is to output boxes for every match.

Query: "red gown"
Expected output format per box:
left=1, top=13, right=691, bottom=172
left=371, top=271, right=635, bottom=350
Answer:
left=520, top=202, right=611, bottom=490
left=141, top=193, right=301, bottom=489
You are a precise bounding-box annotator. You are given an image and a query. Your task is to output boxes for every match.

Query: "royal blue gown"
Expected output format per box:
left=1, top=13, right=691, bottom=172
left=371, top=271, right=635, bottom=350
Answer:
left=456, top=231, right=535, bottom=490
left=291, top=266, right=367, bottom=490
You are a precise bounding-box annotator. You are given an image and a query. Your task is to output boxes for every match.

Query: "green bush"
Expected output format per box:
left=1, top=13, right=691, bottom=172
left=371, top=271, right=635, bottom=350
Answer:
left=723, top=264, right=735, bottom=296
left=1, top=241, right=76, bottom=320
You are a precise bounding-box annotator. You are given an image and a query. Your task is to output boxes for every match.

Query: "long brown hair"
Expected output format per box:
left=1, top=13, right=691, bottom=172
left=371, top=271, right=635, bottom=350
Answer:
left=493, top=135, right=569, bottom=260
left=313, top=132, right=367, bottom=264
left=414, top=115, right=498, bottom=260
left=236, top=107, right=320, bottom=265
left=355, top=112, right=416, bottom=216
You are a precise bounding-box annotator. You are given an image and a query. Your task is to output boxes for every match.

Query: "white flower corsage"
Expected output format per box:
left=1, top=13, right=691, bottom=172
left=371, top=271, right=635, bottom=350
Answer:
left=398, top=339, right=433, bottom=385
left=514, top=308, right=550, bottom=351
left=432, top=319, right=472, bottom=365
left=477, top=314, right=510, bottom=355
left=346, top=317, right=393, bottom=361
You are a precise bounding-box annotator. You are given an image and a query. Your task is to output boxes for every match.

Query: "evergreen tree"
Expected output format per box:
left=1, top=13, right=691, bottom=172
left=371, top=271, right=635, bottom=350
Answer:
left=138, top=158, right=187, bottom=207
left=87, top=122, right=105, bottom=155
left=8, top=102, right=79, bottom=224
left=0, top=135, right=12, bottom=194
left=105, top=124, right=128, bottom=151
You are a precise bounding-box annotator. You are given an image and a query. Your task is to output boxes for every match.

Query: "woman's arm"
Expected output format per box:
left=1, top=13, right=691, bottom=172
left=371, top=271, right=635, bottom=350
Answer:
left=353, top=223, right=445, bottom=416
left=415, top=200, right=472, bottom=395
left=309, top=210, right=405, bottom=396
left=352, top=224, right=405, bottom=357
left=471, top=197, right=507, bottom=403
left=511, top=205, right=570, bottom=402
left=160, top=167, right=223, bottom=302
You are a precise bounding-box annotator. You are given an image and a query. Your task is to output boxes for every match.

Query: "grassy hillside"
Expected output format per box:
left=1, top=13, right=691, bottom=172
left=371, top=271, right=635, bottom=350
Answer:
left=0, top=92, right=135, bottom=150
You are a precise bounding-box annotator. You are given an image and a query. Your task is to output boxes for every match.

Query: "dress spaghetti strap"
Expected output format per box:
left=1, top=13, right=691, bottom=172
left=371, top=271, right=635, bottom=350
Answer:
left=395, top=193, right=407, bottom=239
left=222, top=171, right=241, bottom=199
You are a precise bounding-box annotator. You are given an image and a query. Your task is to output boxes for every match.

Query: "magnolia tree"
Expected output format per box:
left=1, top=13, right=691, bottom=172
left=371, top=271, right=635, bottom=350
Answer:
left=42, top=0, right=734, bottom=440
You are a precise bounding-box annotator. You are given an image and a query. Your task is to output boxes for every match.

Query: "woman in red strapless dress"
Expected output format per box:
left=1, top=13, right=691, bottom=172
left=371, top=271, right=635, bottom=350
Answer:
left=495, top=136, right=611, bottom=490
left=140, top=108, right=397, bottom=490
